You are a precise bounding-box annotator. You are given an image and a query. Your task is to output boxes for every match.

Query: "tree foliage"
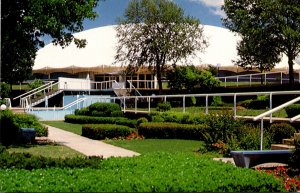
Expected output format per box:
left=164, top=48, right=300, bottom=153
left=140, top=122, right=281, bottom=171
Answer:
left=166, top=65, right=220, bottom=93
left=115, top=0, right=207, bottom=93
left=1, top=0, right=99, bottom=87
left=222, top=0, right=300, bottom=85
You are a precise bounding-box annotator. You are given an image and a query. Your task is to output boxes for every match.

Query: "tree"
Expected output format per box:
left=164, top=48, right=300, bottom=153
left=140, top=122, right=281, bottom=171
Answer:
left=166, top=65, right=220, bottom=93
left=222, top=0, right=300, bottom=85
left=115, top=0, right=207, bottom=93
left=1, top=0, right=99, bottom=91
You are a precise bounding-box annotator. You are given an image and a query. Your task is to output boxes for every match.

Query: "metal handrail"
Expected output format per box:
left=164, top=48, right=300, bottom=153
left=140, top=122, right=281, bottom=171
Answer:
left=253, top=96, right=300, bottom=150
left=22, top=82, right=59, bottom=101
left=13, top=81, right=54, bottom=100
left=217, top=71, right=285, bottom=79
left=63, top=98, right=86, bottom=110
left=127, top=80, right=142, bottom=96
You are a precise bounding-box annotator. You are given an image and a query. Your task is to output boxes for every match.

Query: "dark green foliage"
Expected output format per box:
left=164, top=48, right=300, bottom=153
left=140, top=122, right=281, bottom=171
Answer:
left=269, top=123, right=296, bottom=144
left=137, top=117, right=148, bottom=126
left=0, top=152, right=285, bottom=192
left=82, top=124, right=134, bottom=140
left=201, top=111, right=243, bottom=154
left=28, top=79, right=43, bottom=90
left=211, top=96, right=224, bottom=106
left=65, top=115, right=137, bottom=128
left=138, top=122, right=209, bottom=140
left=13, top=114, right=48, bottom=137
left=239, top=95, right=269, bottom=109
left=111, top=111, right=124, bottom=117
left=288, top=139, right=300, bottom=175
left=0, top=110, right=20, bottom=146
left=285, top=104, right=300, bottom=118
left=149, top=112, right=206, bottom=125
left=0, top=147, right=103, bottom=170
left=74, top=107, right=89, bottom=116
left=156, top=101, right=171, bottom=112
left=167, top=65, right=220, bottom=92
left=0, top=83, right=11, bottom=98
left=239, top=124, right=271, bottom=150
left=88, top=102, right=121, bottom=117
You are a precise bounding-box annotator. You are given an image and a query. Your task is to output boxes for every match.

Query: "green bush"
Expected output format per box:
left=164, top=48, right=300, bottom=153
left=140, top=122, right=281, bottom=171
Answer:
left=0, top=82, right=11, bottom=98
left=239, top=95, right=269, bottom=109
left=137, top=117, right=148, bottom=126
left=111, top=111, right=124, bottom=117
left=285, top=104, right=300, bottom=118
left=211, top=96, right=223, bottom=106
left=0, top=110, right=20, bottom=146
left=149, top=112, right=206, bottom=125
left=268, top=123, right=296, bottom=144
left=28, top=79, right=43, bottom=90
left=88, top=102, right=121, bottom=117
left=239, top=124, right=271, bottom=150
left=138, top=122, right=209, bottom=140
left=74, top=107, right=89, bottom=116
left=13, top=114, right=48, bottom=137
left=288, top=139, right=300, bottom=175
left=82, top=124, right=134, bottom=140
left=0, top=152, right=285, bottom=192
left=156, top=101, right=171, bottom=112
left=0, top=148, right=103, bottom=170
left=65, top=115, right=137, bottom=128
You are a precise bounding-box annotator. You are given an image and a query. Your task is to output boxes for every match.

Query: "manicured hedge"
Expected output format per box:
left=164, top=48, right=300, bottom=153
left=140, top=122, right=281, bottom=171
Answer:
left=149, top=112, right=206, bottom=125
left=269, top=123, right=296, bottom=144
left=285, top=104, right=300, bottom=118
left=65, top=115, right=137, bottom=128
left=138, top=122, right=209, bottom=140
left=82, top=124, right=134, bottom=140
left=0, top=110, right=20, bottom=145
left=75, top=103, right=124, bottom=117
left=0, top=152, right=285, bottom=192
left=0, top=147, right=103, bottom=170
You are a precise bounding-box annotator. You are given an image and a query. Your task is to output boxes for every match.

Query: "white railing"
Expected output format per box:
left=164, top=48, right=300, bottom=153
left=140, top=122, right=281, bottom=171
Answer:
left=127, top=80, right=142, bottom=96
left=20, top=82, right=60, bottom=108
left=253, top=96, right=300, bottom=150
left=216, top=71, right=300, bottom=87
left=13, top=81, right=55, bottom=102
left=3, top=98, right=12, bottom=109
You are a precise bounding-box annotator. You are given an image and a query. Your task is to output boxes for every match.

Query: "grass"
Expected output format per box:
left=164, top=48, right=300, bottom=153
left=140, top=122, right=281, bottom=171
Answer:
left=7, top=143, right=84, bottom=159
left=42, top=121, right=82, bottom=135
left=105, top=139, right=206, bottom=155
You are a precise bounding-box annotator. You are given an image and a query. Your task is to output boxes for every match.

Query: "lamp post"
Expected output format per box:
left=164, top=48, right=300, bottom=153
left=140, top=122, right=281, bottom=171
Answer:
left=0, top=104, right=7, bottom=111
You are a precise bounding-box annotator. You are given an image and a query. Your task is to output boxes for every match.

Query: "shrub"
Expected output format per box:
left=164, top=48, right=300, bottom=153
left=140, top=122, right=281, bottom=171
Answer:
left=137, top=117, right=148, bottom=126
left=0, top=152, right=285, bottom=192
left=74, top=107, right=89, bottom=116
left=211, top=96, right=223, bottom=106
left=65, top=115, right=137, bottom=128
left=149, top=112, right=206, bottom=125
left=138, top=122, right=209, bottom=140
left=28, top=79, right=43, bottom=90
left=88, top=102, right=121, bottom=117
left=156, top=101, right=171, bottom=112
left=239, top=124, right=272, bottom=150
left=285, top=104, right=300, bottom=118
left=201, top=111, right=243, bottom=154
left=13, top=114, right=48, bottom=137
left=269, top=123, right=296, bottom=144
left=288, top=139, right=300, bottom=175
left=82, top=124, right=134, bottom=140
left=0, top=110, right=20, bottom=146
left=111, top=111, right=124, bottom=117
left=0, top=82, right=11, bottom=98
left=239, top=95, right=270, bottom=109
left=0, top=148, right=103, bottom=170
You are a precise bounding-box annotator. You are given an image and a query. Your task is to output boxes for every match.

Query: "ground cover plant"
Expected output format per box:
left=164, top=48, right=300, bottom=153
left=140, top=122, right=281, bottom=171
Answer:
left=0, top=152, right=285, bottom=192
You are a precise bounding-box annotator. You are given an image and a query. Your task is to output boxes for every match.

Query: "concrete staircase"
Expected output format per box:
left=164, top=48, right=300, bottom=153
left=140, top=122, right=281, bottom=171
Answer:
left=271, top=133, right=300, bottom=150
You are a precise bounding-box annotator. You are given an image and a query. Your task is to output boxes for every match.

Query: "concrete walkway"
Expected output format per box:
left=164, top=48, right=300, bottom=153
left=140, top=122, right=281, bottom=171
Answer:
left=45, top=125, right=140, bottom=159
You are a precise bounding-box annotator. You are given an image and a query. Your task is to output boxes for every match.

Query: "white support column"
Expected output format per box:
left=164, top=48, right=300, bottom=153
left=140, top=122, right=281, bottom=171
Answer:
left=264, top=73, right=267, bottom=85
left=225, top=77, right=227, bottom=88
left=123, top=96, right=126, bottom=113
left=260, top=119, right=264, bottom=151
left=250, top=75, right=252, bottom=87
left=269, top=93, right=273, bottom=123
left=205, top=95, right=208, bottom=114
left=135, top=97, right=137, bottom=114
left=281, top=72, right=283, bottom=85
left=234, top=94, right=237, bottom=120
left=148, top=97, right=151, bottom=113
left=183, top=96, right=186, bottom=113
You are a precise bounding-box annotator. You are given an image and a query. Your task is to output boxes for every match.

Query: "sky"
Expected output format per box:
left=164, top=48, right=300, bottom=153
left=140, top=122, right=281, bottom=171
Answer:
left=83, top=0, right=225, bottom=30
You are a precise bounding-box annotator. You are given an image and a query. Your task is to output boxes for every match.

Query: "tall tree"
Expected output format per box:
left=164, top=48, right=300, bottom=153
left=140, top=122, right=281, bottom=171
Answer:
left=1, top=0, right=99, bottom=90
left=222, top=0, right=300, bottom=85
left=115, top=0, right=207, bottom=93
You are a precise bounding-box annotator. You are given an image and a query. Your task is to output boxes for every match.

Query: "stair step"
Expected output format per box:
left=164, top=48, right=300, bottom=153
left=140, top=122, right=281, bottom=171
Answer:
left=282, top=138, right=294, bottom=145
left=271, top=144, right=295, bottom=150
left=294, top=133, right=300, bottom=140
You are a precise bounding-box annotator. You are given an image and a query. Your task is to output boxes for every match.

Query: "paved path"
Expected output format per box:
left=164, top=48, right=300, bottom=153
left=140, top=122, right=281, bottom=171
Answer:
left=45, top=125, right=140, bottom=158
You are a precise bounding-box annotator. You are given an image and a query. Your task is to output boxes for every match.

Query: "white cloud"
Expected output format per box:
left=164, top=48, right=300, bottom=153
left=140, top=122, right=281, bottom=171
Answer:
left=188, top=0, right=225, bottom=17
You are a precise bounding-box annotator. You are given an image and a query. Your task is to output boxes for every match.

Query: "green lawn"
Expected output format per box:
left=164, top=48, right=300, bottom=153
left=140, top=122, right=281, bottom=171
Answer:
left=105, top=139, right=206, bottom=155
left=42, top=121, right=82, bottom=135
left=7, top=143, right=84, bottom=159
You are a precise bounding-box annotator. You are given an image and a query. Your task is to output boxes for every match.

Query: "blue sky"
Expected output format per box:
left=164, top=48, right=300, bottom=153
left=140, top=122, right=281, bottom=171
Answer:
left=83, top=0, right=225, bottom=30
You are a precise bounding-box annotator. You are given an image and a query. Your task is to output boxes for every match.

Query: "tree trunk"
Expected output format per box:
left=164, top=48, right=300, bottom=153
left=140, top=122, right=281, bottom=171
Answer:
left=288, top=55, right=294, bottom=86
left=156, top=63, right=163, bottom=95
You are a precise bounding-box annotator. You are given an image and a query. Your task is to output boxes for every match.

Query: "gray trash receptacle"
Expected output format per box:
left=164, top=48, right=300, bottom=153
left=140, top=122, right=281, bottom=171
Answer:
left=20, top=128, right=36, bottom=143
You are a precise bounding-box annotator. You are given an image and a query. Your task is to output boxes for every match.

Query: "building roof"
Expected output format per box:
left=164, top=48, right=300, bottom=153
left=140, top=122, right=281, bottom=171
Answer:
left=33, top=25, right=300, bottom=71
